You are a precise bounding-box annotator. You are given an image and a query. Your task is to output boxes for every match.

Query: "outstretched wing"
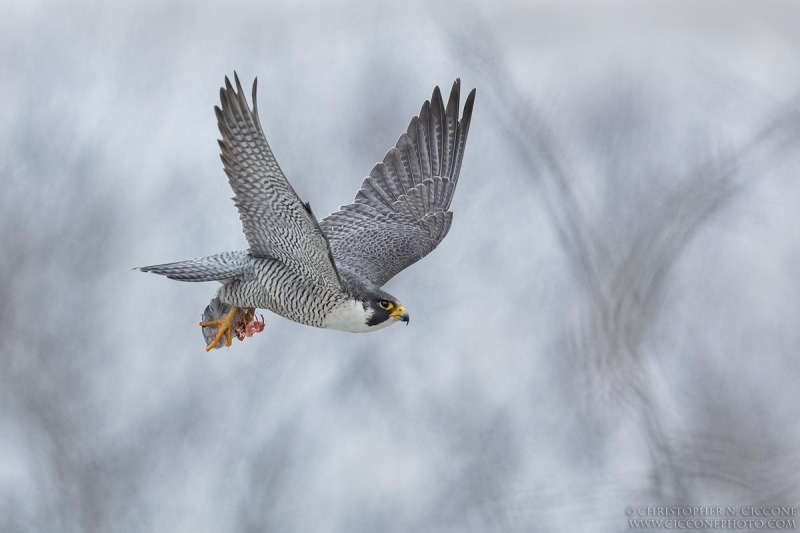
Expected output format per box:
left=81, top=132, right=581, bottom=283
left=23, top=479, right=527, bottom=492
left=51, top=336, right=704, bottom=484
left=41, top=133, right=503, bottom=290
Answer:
left=320, top=80, right=476, bottom=288
left=216, top=73, right=341, bottom=290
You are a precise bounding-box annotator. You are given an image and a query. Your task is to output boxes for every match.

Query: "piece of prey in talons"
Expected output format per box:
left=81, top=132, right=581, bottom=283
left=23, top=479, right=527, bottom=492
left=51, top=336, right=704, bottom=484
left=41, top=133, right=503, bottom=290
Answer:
left=200, top=296, right=266, bottom=351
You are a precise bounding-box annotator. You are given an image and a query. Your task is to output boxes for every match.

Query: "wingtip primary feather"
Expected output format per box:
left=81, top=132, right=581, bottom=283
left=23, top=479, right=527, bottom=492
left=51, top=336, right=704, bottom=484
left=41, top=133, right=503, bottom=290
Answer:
left=464, top=87, right=476, bottom=120
left=432, top=85, right=443, bottom=106
left=251, top=77, right=259, bottom=116
left=443, top=80, right=461, bottom=178
left=429, top=87, right=445, bottom=177
left=448, top=79, right=461, bottom=108
left=234, top=72, right=248, bottom=111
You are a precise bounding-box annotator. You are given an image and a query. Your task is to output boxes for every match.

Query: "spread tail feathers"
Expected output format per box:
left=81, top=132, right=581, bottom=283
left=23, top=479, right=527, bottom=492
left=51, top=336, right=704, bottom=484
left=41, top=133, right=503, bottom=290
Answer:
left=137, top=251, right=249, bottom=282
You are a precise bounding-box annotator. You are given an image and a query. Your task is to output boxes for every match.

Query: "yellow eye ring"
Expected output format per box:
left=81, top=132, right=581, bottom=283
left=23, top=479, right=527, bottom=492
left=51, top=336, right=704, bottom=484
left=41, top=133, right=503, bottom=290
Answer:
left=379, top=300, right=393, bottom=310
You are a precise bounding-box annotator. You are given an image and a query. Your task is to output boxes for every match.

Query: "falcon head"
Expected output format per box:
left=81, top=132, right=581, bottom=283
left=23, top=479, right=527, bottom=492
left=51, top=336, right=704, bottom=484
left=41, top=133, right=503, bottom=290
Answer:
left=322, top=290, right=409, bottom=332
left=365, top=297, right=409, bottom=328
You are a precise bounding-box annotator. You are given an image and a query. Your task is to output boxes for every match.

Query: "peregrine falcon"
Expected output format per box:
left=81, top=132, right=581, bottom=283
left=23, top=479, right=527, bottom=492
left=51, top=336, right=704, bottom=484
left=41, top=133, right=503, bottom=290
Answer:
left=139, top=74, right=475, bottom=350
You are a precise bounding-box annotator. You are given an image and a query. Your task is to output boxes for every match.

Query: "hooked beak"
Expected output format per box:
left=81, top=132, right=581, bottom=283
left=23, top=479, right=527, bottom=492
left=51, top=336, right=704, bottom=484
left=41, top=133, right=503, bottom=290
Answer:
left=390, top=305, right=409, bottom=325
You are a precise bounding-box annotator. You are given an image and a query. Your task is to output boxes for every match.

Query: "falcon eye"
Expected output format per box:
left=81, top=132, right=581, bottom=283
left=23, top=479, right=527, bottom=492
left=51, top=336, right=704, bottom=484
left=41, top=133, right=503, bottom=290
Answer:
left=379, top=300, right=393, bottom=310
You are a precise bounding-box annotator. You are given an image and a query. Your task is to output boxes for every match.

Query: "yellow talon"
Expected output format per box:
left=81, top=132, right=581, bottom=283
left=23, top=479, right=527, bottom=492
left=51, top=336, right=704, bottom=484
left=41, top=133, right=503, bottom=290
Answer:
left=199, top=306, right=240, bottom=352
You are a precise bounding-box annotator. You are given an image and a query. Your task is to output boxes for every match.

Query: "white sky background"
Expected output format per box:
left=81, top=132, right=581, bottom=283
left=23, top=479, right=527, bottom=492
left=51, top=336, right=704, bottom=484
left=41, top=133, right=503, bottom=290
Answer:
left=1, top=0, right=799, bottom=531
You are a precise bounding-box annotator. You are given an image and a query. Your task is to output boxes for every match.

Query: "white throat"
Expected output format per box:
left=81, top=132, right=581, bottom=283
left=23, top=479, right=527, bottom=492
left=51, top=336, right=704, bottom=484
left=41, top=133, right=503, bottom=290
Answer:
left=322, top=300, right=395, bottom=333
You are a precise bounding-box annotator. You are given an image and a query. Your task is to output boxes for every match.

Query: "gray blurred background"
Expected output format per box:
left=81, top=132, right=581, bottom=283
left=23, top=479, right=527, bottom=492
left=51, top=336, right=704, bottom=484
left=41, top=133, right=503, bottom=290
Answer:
left=2, top=0, right=799, bottom=531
